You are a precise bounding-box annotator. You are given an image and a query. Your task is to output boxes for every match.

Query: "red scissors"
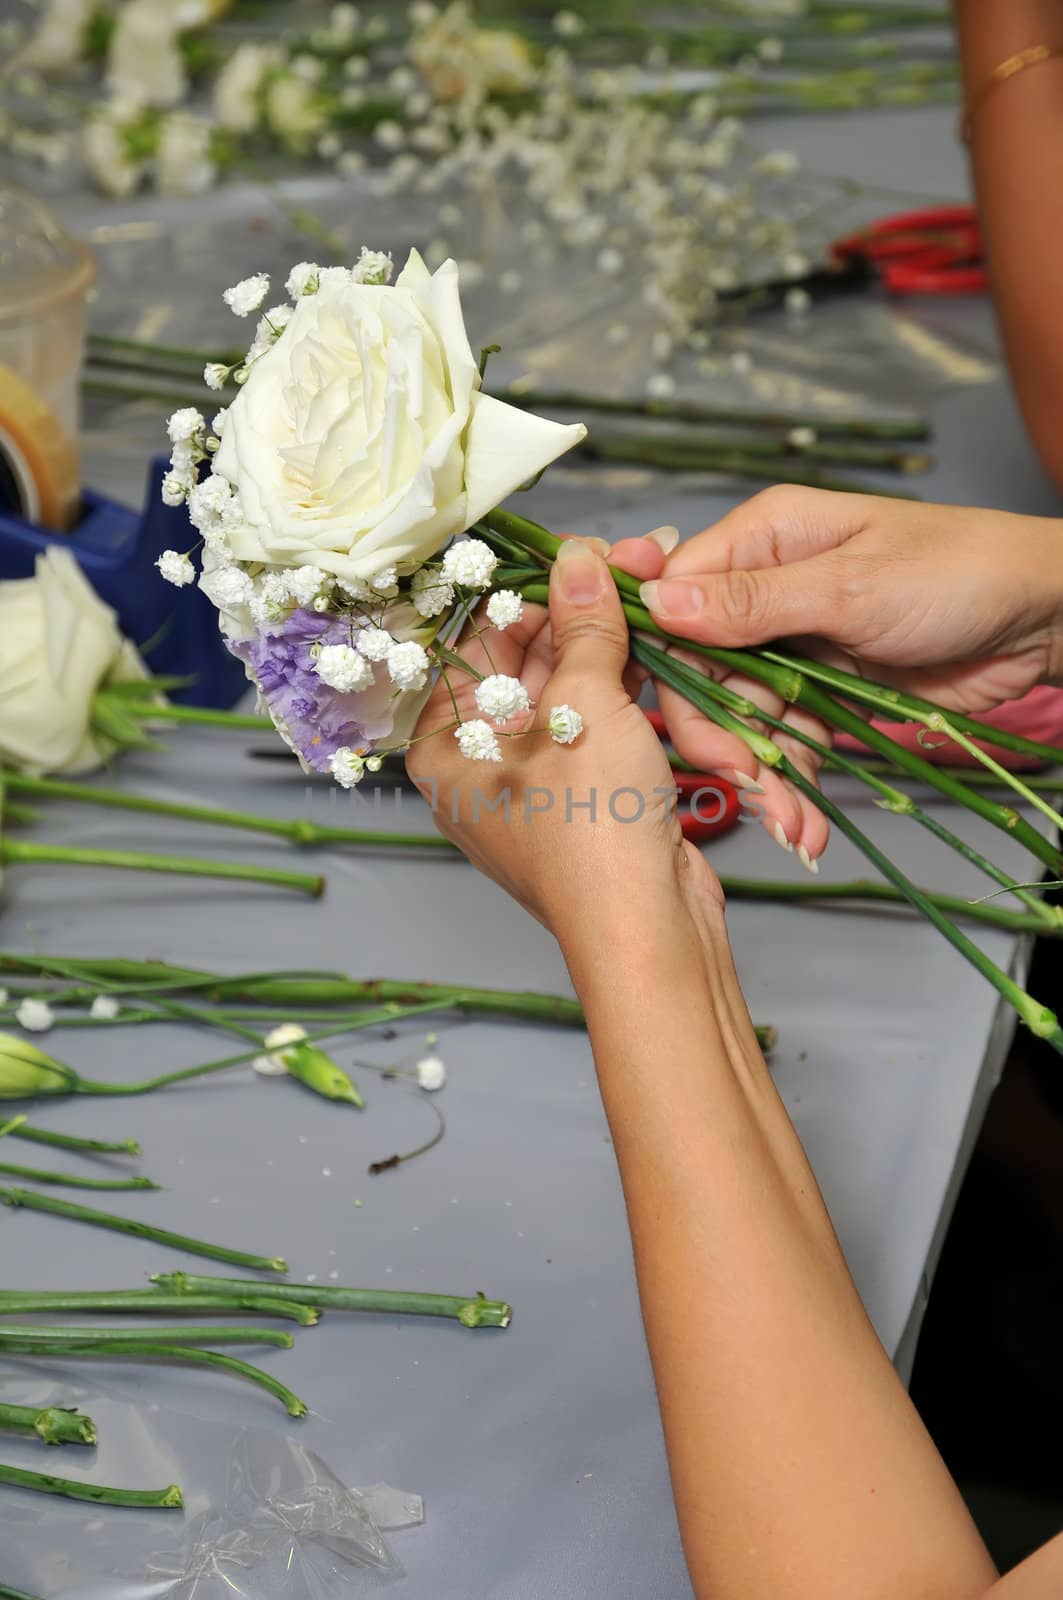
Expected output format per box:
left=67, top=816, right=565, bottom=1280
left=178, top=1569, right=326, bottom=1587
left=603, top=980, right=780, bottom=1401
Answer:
left=829, top=204, right=986, bottom=296
left=643, top=710, right=742, bottom=844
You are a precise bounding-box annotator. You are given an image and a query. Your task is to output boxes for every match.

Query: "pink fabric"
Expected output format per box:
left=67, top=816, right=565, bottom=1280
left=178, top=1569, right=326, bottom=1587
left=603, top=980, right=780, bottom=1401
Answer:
left=835, top=685, right=1063, bottom=769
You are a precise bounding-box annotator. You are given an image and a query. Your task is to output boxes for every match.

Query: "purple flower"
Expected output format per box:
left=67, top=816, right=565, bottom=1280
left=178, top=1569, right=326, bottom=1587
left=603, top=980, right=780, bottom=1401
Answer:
left=228, top=609, right=398, bottom=772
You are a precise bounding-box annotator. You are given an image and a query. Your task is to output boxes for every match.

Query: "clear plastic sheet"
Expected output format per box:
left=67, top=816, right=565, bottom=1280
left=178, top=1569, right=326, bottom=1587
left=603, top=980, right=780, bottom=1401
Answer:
left=0, top=1373, right=421, bottom=1598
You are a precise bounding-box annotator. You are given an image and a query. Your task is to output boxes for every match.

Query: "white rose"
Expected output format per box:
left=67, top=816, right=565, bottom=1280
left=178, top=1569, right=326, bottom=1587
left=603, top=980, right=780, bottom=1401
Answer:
left=211, top=249, right=586, bottom=585
left=0, top=548, right=147, bottom=774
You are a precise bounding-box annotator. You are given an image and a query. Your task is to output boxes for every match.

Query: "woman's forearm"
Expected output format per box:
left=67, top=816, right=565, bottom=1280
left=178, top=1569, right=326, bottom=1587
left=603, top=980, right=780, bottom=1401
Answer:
left=559, top=882, right=997, bottom=1600
left=953, top=1, right=1063, bottom=492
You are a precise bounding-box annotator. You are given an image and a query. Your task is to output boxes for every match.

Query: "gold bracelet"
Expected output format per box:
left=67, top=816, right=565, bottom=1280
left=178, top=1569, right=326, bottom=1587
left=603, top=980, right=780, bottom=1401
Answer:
left=962, top=43, right=1063, bottom=142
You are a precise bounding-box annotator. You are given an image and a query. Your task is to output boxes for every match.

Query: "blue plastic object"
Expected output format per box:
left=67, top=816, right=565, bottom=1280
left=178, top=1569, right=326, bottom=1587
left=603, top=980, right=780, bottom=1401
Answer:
left=0, top=455, right=246, bottom=708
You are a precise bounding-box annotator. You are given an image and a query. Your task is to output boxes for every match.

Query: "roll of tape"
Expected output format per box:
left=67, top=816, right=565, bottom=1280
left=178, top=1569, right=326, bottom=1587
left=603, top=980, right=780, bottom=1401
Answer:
left=0, top=361, right=79, bottom=531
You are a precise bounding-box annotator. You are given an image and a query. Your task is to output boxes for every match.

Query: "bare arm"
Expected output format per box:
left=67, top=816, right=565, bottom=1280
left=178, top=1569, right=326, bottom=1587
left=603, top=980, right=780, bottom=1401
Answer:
left=954, top=0, right=1063, bottom=492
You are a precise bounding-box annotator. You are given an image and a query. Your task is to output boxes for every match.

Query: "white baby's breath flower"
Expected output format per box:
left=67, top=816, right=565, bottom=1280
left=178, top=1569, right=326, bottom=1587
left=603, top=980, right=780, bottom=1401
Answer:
left=187, top=475, right=234, bottom=527
left=315, top=643, right=375, bottom=693
left=284, top=565, right=327, bottom=608
left=90, top=995, right=120, bottom=1021
left=369, top=565, right=398, bottom=593
left=647, top=373, right=677, bottom=400
left=351, top=246, right=394, bottom=285
left=0, top=987, right=7, bottom=1006
left=253, top=1021, right=307, bottom=1075
left=411, top=566, right=454, bottom=618
left=248, top=571, right=292, bottom=627
left=286, top=260, right=320, bottom=298
left=475, top=673, right=529, bottom=723
left=317, top=265, right=352, bottom=291
left=200, top=564, right=252, bottom=611
left=441, top=538, right=497, bottom=590
left=729, top=350, right=753, bottom=376
left=455, top=719, right=502, bottom=762
left=553, top=9, right=584, bottom=36
left=336, top=576, right=371, bottom=602
left=387, top=640, right=430, bottom=690
left=156, top=550, right=195, bottom=587
left=161, top=470, right=191, bottom=507
left=355, top=626, right=394, bottom=662
left=548, top=704, right=583, bottom=745
left=211, top=409, right=227, bottom=437
left=416, top=1054, right=446, bottom=1091
left=787, top=426, right=817, bottom=448
left=203, top=362, right=230, bottom=391
left=167, top=407, right=205, bottom=445
left=596, top=246, right=624, bottom=275
left=223, top=273, right=270, bottom=317
left=213, top=41, right=280, bottom=132
left=373, top=119, right=406, bottom=150
left=155, top=111, right=214, bottom=197
left=16, top=998, right=55, bottom=1034
left=329, top=746, right=366, bottom=788
left=785, top=286, right=812, bottom=315
left=486, top=590, right=523, bottom=629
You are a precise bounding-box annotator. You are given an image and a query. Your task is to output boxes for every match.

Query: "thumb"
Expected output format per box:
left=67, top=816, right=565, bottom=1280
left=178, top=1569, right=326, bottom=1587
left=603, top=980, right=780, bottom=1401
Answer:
left=638, top=559, right=837, bottom=648
left=549, top=537, right=631, bottom=683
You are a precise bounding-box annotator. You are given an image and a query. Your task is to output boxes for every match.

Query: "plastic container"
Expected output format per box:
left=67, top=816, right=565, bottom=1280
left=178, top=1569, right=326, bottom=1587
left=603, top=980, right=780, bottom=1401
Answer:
left=0, top=181, right=95, bottom=530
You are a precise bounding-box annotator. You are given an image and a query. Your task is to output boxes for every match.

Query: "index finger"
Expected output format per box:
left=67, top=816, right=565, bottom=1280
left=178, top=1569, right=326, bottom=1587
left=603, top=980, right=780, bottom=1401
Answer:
left=664, top=485, right=872, bottom=579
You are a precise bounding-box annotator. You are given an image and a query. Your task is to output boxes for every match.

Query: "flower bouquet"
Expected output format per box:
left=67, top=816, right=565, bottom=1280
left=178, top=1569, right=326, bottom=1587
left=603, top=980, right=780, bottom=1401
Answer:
left=158, top=246, right=1063, bottom=1056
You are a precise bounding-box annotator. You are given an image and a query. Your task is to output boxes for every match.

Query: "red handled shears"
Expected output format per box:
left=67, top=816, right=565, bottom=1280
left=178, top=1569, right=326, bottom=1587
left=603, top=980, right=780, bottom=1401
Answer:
left=828, top=204, right=986, bottom=296
left=644, top=709, right=742, bottom=845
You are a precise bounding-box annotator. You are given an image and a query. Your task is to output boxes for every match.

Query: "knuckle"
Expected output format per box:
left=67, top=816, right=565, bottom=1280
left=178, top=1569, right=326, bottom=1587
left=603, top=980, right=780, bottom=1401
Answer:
left=552, top=609, right=628, bottom=655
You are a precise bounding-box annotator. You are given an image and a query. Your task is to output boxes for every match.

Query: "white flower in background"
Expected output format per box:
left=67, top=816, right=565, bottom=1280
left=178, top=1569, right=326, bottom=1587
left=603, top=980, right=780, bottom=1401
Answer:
left=411, top=567, right=454, bottom=618
left=486, top=590, right=523, bottom=629
left=252, top=1021, right=307, bottom=1075
left=553, top=9, right=584, bottom=36
left=0, top=552, right=148, bottom=776
left=475, top=674, right=529, bottom=722
left=548, top=705, right=583, bottom=745
left=411, top=2, right=535, bottom=103
left=156, top=549, right=195, bottom=587
left=265, top=73, right=327, bottom=148
left=21, top=0, right=96, bottom=70
left=155, top=112, right=215, bottom=196
left=15, top=999, right=55, bottom=1034
left=785, top=287, right=812, bottom=315
left=455, top=719, right=502, bottom=762
left=213, top=42, right=282, bottom=132
left=416, top=1054, right=447, bottom=1091
left=0, top=989, right=6, bottom=1006
left=106, top=0, right=187, bottom=108
left=355, top=627, right=394, bottom=662
left=286, top=260, right=320, bottom=298
left=440, top=538, right=497, bottom=590
left=787, top=426, right=817, bottom=448
left=315, top=643, right=374, bottom=693
left=90, top=995, right=120, bottom=1021
left=387, top=640, right=430, bottom=691
left=210, top=250, right=585, bottom=585
left=223, top=274, right=270, bottom=317
left=328, top=747, right=366, bottom=788
left=83, top=107, right=144, bottom=198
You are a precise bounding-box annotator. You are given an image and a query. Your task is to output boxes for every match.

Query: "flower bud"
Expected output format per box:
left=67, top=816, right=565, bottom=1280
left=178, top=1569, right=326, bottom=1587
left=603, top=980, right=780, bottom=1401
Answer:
left=0, top=1034, right=78, bottom=1098
left=283, top=1042, right=365, bottom=1107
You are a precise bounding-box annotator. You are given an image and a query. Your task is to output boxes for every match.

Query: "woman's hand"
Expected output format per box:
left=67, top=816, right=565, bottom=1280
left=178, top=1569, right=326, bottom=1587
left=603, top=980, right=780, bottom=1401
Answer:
left=406, top=536, right=722, bottom=950
left=637, top=486, right=1063, bottom=858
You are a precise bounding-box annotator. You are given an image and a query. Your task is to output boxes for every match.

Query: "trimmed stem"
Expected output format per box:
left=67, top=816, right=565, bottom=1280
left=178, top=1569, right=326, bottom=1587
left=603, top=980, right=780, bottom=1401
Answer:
left=718, top=875, right=1059, bottom=933
left=575, top=433, right=907, bottom=496
left=0, top=1463, right=183, bottom=1509
left=848, top=760, right=1063, bottom=793
left=0, top=1324, right=291, bottom=1350
left=1, top=1125, right=140, bottom=1156
left=122, top=702, right=270, bottom=731
left=3, top=773, right=454, bottom=854
left=0, top=1187, right=287, bottom=1273
left=0, top=1291, right=318, bottom=1324
left=0, top=1162, right=157, bottom=1191
left=498, top=386, right=931, bottom=440
left=0, top=1344, right=307, bottom=1418
left=0, top=1402, right=96, bottom=1447
left=152, top=1272, right=512, bottom=1329
left=0, top=841, right=324, bottom=898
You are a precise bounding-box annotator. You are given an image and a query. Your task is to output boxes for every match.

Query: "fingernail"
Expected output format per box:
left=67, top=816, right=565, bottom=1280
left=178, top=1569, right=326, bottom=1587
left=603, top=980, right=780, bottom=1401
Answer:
left=556, top=538, right=607, bottom=605
left=585, top=536, right=611, bottom=556
left=646, top=525, right=680, bottom=554
left=797, top=844, right=819, bottom=875
left=772, top=820, right=794, bottom=854
left=639, top=579, right=703, bottom=619
left=723, top=769, right=761, bottom=792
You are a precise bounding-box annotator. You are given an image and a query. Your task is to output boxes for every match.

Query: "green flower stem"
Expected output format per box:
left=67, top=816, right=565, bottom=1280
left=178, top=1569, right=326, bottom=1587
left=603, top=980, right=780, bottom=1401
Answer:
left=0, top=1344, right=307, bottom=1418
left=635, top=640, right=1063, bottom=1051
left=0, top=1463, right=183, bottom=1510
left=580, top=429, right=932, bottom=474
left=0, top=1586, right=44, bottom=1600
left=0, top=1188, right=286, bottom=1273
left=83, top=373, right=225, bottom=410
left=1, top=1125, right=139, bottom=1156
left=0, top=1402, right=96, bottom=1447
left=0, top=1162, right=157, bottom=1191
left=717, top=876, right=1059, bottom=934
left=0, top=840, right=324, bottom=899
left=152, top=1273, right=512, bottom=1329
left=2, top=773, right=454, bottom=854
left=917, top=715, right=1063, bottom=836
left=847, top=760, right=1063, bottom=793
left=119, top=702, right=271, bottom=732
left=0, top=1324, right=291, bottom=1350
left=574, top=434, right=906, bottom=496
left=0, top=1291, right=318, bottom=1324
